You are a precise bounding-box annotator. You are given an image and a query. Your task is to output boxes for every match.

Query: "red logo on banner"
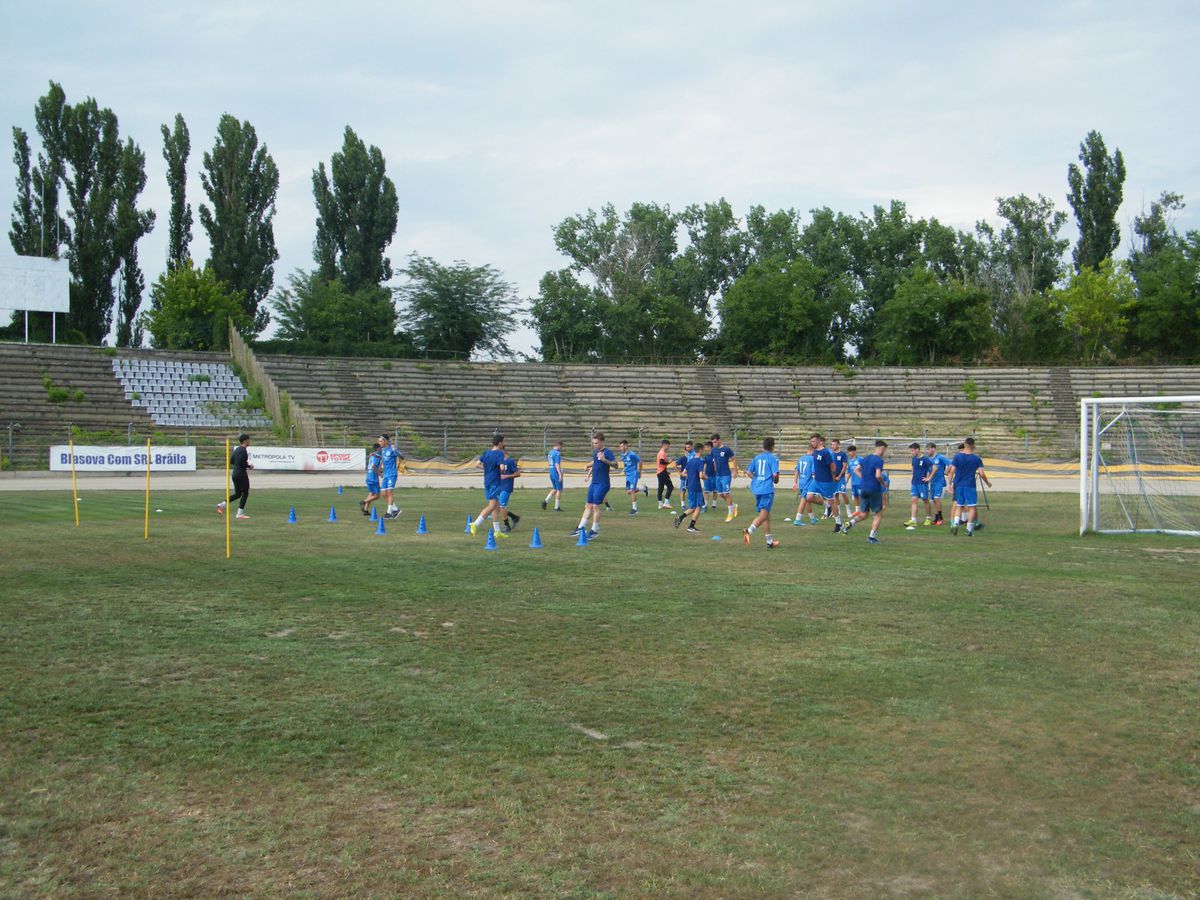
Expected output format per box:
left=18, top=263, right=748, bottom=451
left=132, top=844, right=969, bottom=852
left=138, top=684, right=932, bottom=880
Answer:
left=316, top=450, right=329, bottom=464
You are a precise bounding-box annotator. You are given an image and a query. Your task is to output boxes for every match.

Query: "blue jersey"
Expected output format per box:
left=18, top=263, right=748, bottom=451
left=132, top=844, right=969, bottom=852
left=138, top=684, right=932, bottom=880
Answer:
left=748, top=452, right=780, bottom=494
left=951, top=452, right=984, bottom=486
left=859, top=454, right=885, bottom=492
left=675, top=454, right=688, bottom=472
left=591, top=447, right=616, bottom=488
left=480, top=448, right=505, bottom=489
left=502, top=456, right=519, bottom=481
left=911, top=454, right=931, bottom=486
left=703, top=453, right=716, bottom=479
left=367, top=450, right=382, bottom=476
left=847, top=456, right=863, bottom=486
left=547, top=447, right=562, bottom=474
left=621, top=450, right=640, bottom=478
left=795, top=454, right=814, bottom=482
left=928, top=453, right=949, bottom=484
left=712, top=445, right=735, bottom=478
left=812, top=447, right=836, bottom=484
left=684, top=454, right=707, bottom=485
left=831, top=450, right=848, bottom=482
left=381, top=445, right=400, bottom=478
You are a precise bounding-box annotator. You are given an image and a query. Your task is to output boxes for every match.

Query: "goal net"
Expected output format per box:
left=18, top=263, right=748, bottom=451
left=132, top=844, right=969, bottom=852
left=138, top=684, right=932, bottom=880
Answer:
left=1079, top=396, right=1200, bottom=536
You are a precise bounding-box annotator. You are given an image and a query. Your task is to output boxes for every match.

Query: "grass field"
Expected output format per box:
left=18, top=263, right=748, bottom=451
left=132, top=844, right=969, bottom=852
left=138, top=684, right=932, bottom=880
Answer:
left=1, top=485, right=1197, bottom=897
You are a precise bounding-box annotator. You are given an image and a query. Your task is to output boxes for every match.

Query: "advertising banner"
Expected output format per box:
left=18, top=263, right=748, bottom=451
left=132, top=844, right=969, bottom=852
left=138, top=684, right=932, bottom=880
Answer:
left=49, top=445, right=197, bottom=472
left=247, top=447, right=365, bottom=472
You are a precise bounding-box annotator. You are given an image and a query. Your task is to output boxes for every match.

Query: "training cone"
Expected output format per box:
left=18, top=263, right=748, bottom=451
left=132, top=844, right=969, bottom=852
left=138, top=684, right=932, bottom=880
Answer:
left=287, top=506, right=297, bottom=524
left=485, top=530, right=498, bottom=551
left=370, top=506, right=378, bottom=521
left=576, top=528, right=589, bottom=547
left=417, top=515, right=429, bottom=534
left=337, top=484, right=343, bottom=494
left=375, top=517, right=387, bottom=535
left=464, top=515, right=472, bottom=533
left=328, top=505, right=337, bottom=523
left=530, top=527, right=543, bottom=549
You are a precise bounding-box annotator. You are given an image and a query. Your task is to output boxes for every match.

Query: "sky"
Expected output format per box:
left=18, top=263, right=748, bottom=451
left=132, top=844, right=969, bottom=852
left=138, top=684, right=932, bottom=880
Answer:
left=1, top=0, right=1198, bottom=354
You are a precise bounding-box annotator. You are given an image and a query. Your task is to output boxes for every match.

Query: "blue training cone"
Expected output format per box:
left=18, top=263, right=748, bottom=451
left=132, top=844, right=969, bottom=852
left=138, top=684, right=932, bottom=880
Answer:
left=464, top=515, right=472, bottom=534
left=337, top=484, right=343, bottom=494
left=287, top=506, right=297, bottom=524
left=375, top=516, right=387, bottom=535
left=530, top=527, right=543, bottom=549
left=576, top=528, right=589, bottom=547
left=485, top=530, right=498, bottom=551
left=417, top=515, right=429, bottom=534
left=370, top=506, right=378, bottom=521
left=328, top=505, right=337, bottom=523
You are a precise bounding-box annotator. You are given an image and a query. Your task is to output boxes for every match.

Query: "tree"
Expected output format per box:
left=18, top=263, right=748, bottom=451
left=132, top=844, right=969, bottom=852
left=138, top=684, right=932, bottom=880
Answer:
left=312, top=126, right=399, bottom=293
left=398, top=255, right=519, bottom=358
left=161, top=113, right=192, bottom=271
left=1054, top=258, right=1136, bottom=361
left=113, top=140, right=155, bottom=347
left=528, top=269, right=604, bottom=361
left=138, top=260, right=247, bottom=351
left=874, top=270, right=993, bottom=365
left=1127, top=194, right=1198, bottom=359
left=199, top=114, right=279, bottom=336
left=716, top=255, right=832, bottom=363
left=8, top=128, right=35, bottom=255
left=1067, top=130, right=1126, bottom=272
left=271, top=269, right=398, bottom=348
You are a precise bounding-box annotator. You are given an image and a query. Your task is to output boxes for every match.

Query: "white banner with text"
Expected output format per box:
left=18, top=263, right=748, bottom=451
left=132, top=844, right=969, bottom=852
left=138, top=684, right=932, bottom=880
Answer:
left=247, top=447, right=365, bottom=471
left=49, top=445, right=197, bottom=471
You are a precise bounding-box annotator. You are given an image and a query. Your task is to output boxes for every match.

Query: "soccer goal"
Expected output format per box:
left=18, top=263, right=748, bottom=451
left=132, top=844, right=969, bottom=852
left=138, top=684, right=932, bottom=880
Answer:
left=1079, top=396, right=1200, bottom=536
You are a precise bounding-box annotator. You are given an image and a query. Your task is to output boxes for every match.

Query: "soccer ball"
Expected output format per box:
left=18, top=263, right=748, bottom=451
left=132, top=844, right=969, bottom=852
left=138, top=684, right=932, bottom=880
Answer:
left=905, top=525, right=916, bottom=531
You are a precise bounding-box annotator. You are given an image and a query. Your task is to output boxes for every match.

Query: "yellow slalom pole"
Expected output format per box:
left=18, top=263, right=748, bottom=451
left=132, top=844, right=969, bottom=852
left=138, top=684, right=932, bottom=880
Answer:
left=225, top=438, right=231, bottom=559
left=69, top=435, right=79, bottom=527
left=144, top=436, right=152, bottom=541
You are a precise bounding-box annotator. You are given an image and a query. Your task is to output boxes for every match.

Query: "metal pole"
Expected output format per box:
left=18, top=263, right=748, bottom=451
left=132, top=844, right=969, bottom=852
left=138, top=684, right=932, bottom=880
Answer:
left=127, top=422, right=133, bottom=446
left=7, top=424, right=19, bottom=469
left=289, top=424, right=296, bottom=446
left=444, top=426, right=449, bottom=457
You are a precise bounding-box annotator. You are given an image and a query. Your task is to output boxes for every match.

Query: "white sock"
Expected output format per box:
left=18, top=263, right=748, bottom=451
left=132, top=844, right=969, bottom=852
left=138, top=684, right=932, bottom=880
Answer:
left=765, top=533, right=773, bottom=544
left=835, top=515, right=842, bottom=525
left=967, top=521, right=974, bottom=533
left=632, top=502, right=637, bottom=511
left=545, top=492, right=554, bottom=503
left=953, top=516, right=961, bottom=526
left=579, top=514, right=589, bottom=529
left=747, top=523, right=757, bottom=533
left=869, top=529, right=877, bottom=538
left=473, top=515, right=485, bottom=527
left=590, top=522, right=599, bottom=533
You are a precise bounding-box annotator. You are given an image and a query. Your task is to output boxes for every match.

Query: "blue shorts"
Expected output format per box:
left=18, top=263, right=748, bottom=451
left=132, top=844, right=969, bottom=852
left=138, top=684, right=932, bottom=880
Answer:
left=625, top=477, right=639, bottom=492
left=704, top=478, right=716, bottom=493
left=381, top=474, right=397, bottom=491
left=498, top=491, right=512, bottom=508
left=550, top=475, right=563, bottom=491
left=754, top=491, right=774, bottom=512
left=851, top=484, right=861, bottom=499
left=365, top=478, right=380, bottom=494
left=954, top=484, right=978, bottom=507
left=810, top=481, right=836, bottom=501
left=860, top=490, right=884, bottom=514
left=587, top=483, right=610, bottom=505
left=798, top=478, right=813, bottom=496
left=486, top=483, right=502, bottom=501
left=716, top=475, right=732, bottom=494
left=929, top=481, right=946, bottom=500
left=910, top=483, right=929, bottom=500
left=686, top=488, right=705, bottom=510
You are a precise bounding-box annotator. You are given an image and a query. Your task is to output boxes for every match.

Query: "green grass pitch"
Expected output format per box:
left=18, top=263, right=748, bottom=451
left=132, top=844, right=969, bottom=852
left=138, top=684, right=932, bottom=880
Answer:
left=1, top=486, right=1197, bottom=896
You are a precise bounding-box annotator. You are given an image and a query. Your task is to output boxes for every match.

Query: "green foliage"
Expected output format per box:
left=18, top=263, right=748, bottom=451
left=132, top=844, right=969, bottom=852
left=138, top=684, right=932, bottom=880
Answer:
left=1054, top=258, right=1136, bottom=362
left=716, top=255, right=834, bottom=363
left=312, top=126, right=398, bottom=293
left=1127, top=195, right=1199, bottom=360
left=186, top=373, right=211, bottom=383
left=101, top=346, right=116, bottom=357
left=15, top=82, right=154, bottom=345
left=398, top=254, right=519, bottom=358
left=199, top=114, right=279, bottom=337
left=874, top=270, right=994, bottom=365
left=995, top=291, right=1070, bottom=363
left=41, top=373, right=82, bottom=403
left=139, top=260, right=248, bottom=351
left=161, top=113, right=192, bottom=272
left=962, top=379, right=979, bottom=403
left=238, top=384, right=264, bottom=411
left=270, top=269, right=399, bottom=350
left=1067, top=130, right=1126, bottom=272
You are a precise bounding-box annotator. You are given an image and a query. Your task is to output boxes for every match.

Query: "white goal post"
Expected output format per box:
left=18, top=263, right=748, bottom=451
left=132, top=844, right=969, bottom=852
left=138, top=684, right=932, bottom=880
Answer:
left=1079, top=395, right=1200, bottom=536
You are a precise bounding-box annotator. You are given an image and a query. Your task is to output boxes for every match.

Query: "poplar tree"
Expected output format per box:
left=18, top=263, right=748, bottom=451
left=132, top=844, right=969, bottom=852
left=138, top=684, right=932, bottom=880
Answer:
left=161, top=113, right=192, bottom=271
left=1067, top=130, right=1126, bottom=273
